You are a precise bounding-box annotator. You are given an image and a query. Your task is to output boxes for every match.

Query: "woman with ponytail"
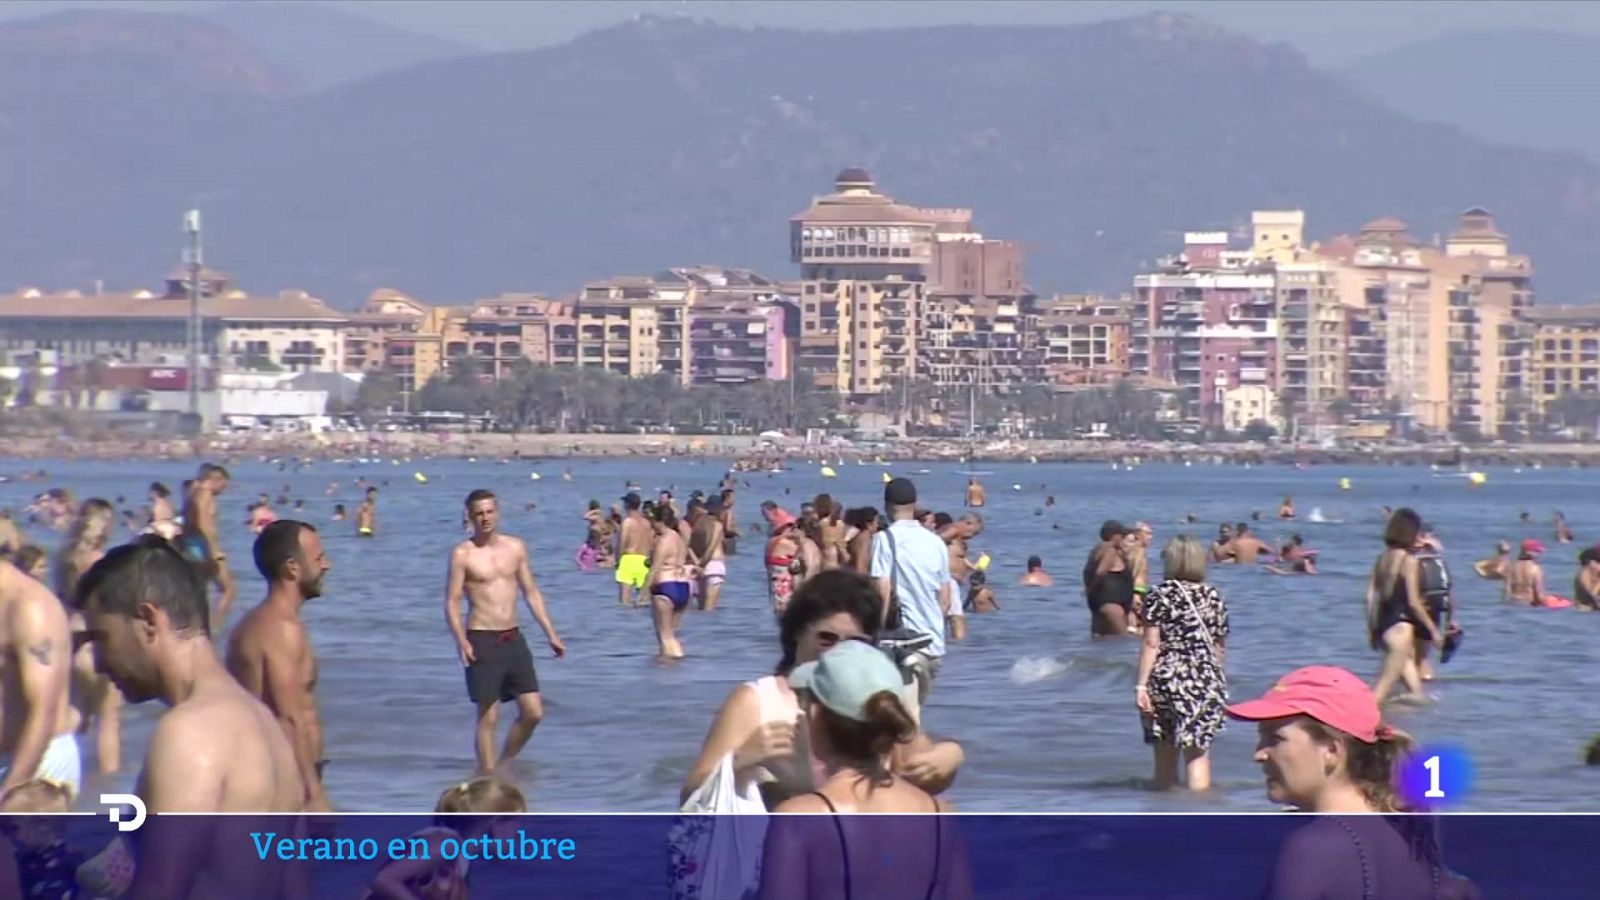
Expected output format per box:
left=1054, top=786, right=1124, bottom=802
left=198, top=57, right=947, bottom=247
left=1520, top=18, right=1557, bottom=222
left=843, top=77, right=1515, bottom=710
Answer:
left=1228, top=666, right=1478, bottom=899
left=759, top=639, right=970, bottom=899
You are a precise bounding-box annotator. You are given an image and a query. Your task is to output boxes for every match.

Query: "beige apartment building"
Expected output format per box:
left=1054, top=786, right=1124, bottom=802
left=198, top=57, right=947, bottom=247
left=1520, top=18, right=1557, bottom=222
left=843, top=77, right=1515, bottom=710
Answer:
left=1031, top=295, right=1131, bottom=385
left=576, top=276, right=673, bottom=380
left=791, top=168, right=935, bottom=398
left=1, top=268, right=346, bottom=373
left=790, top=168, right=1030, bottom=401
left=1525, top=305, right=1600, bottom=412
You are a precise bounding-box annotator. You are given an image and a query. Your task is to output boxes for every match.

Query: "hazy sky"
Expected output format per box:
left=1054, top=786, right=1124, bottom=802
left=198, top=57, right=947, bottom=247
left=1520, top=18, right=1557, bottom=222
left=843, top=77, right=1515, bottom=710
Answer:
left=5, top=0, right=1600, bottom=64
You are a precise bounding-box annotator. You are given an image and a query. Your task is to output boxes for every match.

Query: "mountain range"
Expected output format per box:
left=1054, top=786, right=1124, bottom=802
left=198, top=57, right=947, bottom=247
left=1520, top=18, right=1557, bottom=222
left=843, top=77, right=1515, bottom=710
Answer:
left=1339, top=29, right=1600, bottom=163
left=3, top=9, right=1599, bottom=305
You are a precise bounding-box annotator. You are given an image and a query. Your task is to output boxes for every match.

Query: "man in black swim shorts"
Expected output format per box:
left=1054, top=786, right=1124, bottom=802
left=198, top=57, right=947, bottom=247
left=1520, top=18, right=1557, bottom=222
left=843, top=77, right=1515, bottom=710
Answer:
left=445, top=490, right=567, bottom=774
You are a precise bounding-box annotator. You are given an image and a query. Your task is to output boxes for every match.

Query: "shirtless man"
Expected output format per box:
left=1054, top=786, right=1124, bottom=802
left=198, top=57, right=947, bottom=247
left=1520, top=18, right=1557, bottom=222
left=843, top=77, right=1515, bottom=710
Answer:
left=1018, top=555, right=1053, bottom=587
left=77, top=537, right=304, bottom=899
left=145, top=482, right=180, bottom=540
left=1210, top=524, right=1236, bottom=563
left=1474, top=541, right=1511, bottom=580
left=1504, top=539, right=1547, bottom=606
left=181, top=463, right=236, bottom=629
left=226, top=520, right=332, bottom=811
left=0, top=511, right=22, bottom=557
left=939, top=514, right=983, bottom=642
left=814, top=494, right=849, bottom=571
left=717, top=488, right=739, bottom=556
left=445, top=490, right=566, bottom=774
left=248, top=494, right=278, bottom=535
left=1229, top=523, right=1272, bottom=565
left=687, top=495, right=727, bottom=610
left=1576, top=546, right=1600, bottom=612
left=355, top=487, right=377, bottom=537
left=965, top=477, right=986, bottom=509
left=615, top=492, right=654, bottom=607
left=0, top=560, right=78, bottom=808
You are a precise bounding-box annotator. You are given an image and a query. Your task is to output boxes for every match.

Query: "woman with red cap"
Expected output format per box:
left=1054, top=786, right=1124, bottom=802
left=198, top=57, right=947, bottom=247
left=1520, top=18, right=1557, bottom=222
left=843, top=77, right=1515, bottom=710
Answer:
left=1228, top=666, right=1478, bottom=899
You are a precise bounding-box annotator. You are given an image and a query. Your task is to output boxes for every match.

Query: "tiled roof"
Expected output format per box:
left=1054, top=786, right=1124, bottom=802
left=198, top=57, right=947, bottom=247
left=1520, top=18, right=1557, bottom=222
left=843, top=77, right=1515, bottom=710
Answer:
left=0, top=290, right=346, bottom=322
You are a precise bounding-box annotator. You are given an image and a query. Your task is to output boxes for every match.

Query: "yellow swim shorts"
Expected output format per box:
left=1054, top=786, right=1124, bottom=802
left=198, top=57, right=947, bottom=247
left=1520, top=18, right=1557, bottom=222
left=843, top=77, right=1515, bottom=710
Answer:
left=616, top=553, right=650, bottom=589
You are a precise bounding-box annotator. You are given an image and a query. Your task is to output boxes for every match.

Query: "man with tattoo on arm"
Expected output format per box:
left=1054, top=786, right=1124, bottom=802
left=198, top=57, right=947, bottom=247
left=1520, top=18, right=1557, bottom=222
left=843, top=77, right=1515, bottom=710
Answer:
left=0, top=558, right=78, bottom=807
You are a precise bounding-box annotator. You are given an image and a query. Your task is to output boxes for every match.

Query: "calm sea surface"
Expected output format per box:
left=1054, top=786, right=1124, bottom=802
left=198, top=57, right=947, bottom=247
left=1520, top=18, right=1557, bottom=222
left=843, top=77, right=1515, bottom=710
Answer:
left=3, top=454, right=1595, bottom=812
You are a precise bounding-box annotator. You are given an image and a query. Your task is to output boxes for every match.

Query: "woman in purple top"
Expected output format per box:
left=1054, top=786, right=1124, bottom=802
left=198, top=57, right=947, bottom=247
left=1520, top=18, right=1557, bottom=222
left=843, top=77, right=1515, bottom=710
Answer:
left=1227, top=666, right=1478, bottom=900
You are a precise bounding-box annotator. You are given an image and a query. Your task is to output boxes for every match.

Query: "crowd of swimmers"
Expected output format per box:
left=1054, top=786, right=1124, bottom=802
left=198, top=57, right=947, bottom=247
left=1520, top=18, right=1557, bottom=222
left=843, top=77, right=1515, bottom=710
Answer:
left=0, top=463, right=1593, bottom=898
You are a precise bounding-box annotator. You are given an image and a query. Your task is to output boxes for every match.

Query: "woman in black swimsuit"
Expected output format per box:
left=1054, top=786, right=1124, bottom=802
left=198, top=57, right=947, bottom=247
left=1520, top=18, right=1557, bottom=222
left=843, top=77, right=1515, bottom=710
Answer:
left=1367, top=509, right=1442, bottom=704
left=759, top=641, right=971, bottom=900
left=1084, top=520, right=1135, bottom=637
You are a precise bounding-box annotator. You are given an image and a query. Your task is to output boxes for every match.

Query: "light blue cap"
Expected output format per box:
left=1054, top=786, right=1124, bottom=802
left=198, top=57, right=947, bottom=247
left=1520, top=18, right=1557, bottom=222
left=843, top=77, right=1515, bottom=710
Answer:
left=787, top=640, right=902, bottom=722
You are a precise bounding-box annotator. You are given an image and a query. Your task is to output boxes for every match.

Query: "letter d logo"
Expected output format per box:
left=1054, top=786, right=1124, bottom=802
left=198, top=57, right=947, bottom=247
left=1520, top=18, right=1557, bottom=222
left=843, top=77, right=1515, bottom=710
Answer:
left=100, top=793, right=147, bottom=832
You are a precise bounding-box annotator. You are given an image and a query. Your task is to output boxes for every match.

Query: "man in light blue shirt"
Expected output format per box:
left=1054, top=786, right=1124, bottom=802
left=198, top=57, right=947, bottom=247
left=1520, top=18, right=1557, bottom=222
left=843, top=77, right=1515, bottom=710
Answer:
left=870, top=477, right=951, bottom=704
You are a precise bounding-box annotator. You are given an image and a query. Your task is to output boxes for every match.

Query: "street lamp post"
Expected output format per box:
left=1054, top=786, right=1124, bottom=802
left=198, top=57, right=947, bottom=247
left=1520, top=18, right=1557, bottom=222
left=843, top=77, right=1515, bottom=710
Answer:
left=183, top=210, right=203, bottom=421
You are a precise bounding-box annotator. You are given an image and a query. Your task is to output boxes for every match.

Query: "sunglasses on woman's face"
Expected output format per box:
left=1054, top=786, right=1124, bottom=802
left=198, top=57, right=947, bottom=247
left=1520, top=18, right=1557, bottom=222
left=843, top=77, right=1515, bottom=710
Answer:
left=813, top=629, right=870, bottom=649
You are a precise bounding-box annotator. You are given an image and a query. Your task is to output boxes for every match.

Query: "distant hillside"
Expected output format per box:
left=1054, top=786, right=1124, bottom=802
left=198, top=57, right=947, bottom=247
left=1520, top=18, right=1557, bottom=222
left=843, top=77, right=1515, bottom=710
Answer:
left=1339, top=29, right=1600, bottom=164
left=202, top=1, right=477, bottom=90
left=3, top=12, right=1600, bottom=305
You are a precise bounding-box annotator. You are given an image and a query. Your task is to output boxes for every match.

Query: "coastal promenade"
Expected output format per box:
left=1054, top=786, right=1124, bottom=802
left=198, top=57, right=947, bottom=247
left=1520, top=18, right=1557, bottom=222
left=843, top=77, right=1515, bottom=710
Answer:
left=3, top=429, right=1599, bottom=468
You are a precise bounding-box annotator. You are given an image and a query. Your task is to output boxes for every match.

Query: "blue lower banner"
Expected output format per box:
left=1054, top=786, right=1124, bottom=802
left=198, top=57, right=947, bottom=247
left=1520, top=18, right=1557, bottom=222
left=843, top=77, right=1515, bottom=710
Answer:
left=8, top=812, right=1597, bottom=898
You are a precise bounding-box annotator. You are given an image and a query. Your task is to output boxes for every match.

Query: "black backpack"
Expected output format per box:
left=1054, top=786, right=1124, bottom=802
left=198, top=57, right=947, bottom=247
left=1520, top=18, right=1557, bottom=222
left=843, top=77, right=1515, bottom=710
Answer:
left=1416, top=551, right=1451, bottom=621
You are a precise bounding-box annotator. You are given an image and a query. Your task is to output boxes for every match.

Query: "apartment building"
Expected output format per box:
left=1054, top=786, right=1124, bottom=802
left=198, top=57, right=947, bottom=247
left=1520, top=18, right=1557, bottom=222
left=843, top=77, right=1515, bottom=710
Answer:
left=1525, top=305, right=1600, bottom=412
left=791, top=168, right=936, bottom=399
left=1, top=267, right=346, bottom=373
left=1314, top=210, right=1534, bottom=437
left=1135, top=232, right=1279, bottom=428
left=1032, top=294, right=1131, bottom=386
left=662, top=267, right=793, bottom=385
left=572, top=276, right=671, bottom=379
left=924, top=233, right=1033, bottom=388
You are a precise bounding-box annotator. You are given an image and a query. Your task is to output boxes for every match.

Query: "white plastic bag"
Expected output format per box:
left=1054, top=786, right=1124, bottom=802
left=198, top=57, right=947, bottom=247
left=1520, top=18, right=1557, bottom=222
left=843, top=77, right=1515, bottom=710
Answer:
left=669, top=751, right=768, bottom=899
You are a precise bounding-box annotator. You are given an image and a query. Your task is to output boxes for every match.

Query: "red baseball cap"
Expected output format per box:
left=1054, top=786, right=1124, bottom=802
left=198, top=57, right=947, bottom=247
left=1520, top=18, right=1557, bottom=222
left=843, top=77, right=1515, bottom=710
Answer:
left=1225, top=665, right=1381, bottom=743
left=1521, top=538, right=1545, bottom=556
left=768, top=508, right=797, bottom=534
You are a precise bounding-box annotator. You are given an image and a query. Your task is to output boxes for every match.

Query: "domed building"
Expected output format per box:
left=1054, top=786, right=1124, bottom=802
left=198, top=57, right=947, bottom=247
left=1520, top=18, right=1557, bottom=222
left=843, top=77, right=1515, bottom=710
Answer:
left=789, top=169, right=1027, bottom=404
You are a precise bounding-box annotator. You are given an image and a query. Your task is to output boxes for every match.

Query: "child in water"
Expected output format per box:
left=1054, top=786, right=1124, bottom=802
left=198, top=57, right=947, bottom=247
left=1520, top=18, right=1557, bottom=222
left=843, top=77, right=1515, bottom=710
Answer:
left=366, top=777, right=527, bottom=900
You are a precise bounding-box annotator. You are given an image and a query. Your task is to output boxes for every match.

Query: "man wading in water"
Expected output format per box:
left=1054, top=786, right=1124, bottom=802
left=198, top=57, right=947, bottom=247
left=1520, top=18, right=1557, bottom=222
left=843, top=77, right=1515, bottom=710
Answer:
left=445, top=490, right=566, bottom=774
left=181, top=464, right=236, bottom=630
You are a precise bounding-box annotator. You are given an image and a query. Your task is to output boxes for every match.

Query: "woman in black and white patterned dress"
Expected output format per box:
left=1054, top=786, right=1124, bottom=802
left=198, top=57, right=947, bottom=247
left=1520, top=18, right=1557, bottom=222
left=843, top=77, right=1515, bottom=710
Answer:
left=1134, top=534, right=1229, bottom=791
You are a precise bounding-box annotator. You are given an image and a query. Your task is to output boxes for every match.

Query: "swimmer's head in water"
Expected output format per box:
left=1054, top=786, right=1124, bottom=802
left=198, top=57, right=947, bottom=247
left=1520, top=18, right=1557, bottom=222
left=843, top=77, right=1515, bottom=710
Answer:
left=1026, top=555, right=1043, bottom=571
left=254, top=520, right=328, bottom=600
left=77, top=536, right=211, bottom=703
